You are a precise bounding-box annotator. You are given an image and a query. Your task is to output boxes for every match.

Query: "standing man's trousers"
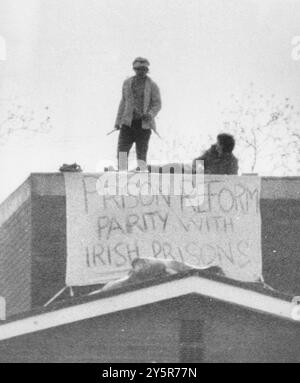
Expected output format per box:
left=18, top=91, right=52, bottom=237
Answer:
left=117, top=119, right=152, bottom=170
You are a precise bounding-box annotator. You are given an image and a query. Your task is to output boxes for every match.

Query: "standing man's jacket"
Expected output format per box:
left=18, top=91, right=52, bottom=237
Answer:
left=115, top=76, right=162, bottom=131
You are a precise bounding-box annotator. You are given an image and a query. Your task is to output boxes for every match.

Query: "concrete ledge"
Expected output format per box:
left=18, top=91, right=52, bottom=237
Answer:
left=1, top=173, right=300, bottom=228
left=29, top=174, right=300, bottom=200
left=261, top=177, right=300, bottom=200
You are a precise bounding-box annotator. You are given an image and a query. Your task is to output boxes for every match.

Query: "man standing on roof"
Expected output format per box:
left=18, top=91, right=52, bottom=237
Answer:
left=115, top=57, right=162, bottom=171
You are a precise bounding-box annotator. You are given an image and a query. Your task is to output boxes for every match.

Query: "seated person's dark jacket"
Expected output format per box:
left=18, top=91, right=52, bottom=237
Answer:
left=194, top=144, right=238, bottom=175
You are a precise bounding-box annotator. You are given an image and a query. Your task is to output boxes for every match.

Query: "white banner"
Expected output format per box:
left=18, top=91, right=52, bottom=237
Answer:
left=64, top=173, right=262, bottom=286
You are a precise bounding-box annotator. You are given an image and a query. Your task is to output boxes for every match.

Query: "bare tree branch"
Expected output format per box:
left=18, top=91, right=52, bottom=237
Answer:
left=0, top=103, right=52, bottom=145
left=221, top=84, right=300, bottom=175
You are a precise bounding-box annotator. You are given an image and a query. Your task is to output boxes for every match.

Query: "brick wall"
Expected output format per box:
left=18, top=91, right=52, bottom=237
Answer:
left=0, top=199, right=32, bottom=317
left=31, top=195, right=66, bottom=307
left=180, top=295, right=300, bottom=363
left=261, top=199, right=300, bottom=295
left=0, top=294, right=299, bottom=362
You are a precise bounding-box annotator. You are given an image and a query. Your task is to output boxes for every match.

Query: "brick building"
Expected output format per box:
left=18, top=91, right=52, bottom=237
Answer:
left=1, top=173, right=300, bottom=362
left=1, top=174, right=300, bottom=317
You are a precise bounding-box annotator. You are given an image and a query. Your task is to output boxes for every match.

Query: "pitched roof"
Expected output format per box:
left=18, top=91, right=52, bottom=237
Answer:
left=0, top=269, right=297, bottom=341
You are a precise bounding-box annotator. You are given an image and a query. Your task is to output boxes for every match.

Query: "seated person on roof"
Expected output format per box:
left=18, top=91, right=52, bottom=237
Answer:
left=192, top=133, right=238, bottom=175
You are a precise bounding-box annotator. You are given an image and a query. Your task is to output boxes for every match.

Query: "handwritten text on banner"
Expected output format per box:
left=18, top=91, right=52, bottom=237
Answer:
left=64, top=173, right=262, bottom=286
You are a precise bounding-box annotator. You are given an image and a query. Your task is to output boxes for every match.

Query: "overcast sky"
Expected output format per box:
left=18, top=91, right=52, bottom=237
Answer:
left=0, top=0, right=300, bottom=202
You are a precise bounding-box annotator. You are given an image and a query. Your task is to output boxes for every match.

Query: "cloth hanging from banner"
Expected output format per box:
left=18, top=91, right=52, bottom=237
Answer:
left=64, top=172, right=262, bottom=286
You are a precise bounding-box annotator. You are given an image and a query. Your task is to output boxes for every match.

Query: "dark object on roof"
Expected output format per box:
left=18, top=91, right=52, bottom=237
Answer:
left=59, top=163, right=82, bottom=172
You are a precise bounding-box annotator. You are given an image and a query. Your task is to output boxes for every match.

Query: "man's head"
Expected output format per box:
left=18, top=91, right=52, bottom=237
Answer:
left=131, top=258, right=148, bottom=273
left=131, top=257, right=166, bottom=278
left=216, top=133, right=235, bottom=155
left=132, top=57, right=149, bottom=78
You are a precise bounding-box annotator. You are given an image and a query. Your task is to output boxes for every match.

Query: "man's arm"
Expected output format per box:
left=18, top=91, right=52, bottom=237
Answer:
left=115, top=81, right=126, bottom=128
left=231, top=157, right=239, bottom=175
left=148, top=82, right=162, bottom=119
